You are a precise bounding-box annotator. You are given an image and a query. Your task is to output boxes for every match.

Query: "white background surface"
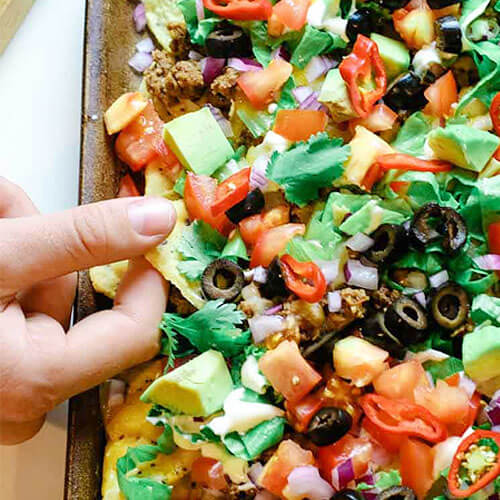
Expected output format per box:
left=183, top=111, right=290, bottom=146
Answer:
left=0, top=0, right=85, bottom=498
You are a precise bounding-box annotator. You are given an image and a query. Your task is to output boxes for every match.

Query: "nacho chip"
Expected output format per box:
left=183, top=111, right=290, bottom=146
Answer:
left=89, top=260, right=129, bottom=299
left=144, top=161, right=179, bottom=200
left=144, top=0, right=184, bottom=51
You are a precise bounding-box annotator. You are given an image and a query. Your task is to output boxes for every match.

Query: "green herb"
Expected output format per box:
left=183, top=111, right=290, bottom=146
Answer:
left=160, top=299, right=251, bottom=358
left=495, top=0, right=500, bottom=12
left=221, top=230, right=249, bottom=262
left=173, top=172, right=186, bottom=197
left=391, top=112, right=433, bottom=157
left=424, top=357, right=464, bottom=383
left=358, top=470, right=402, bottom=490
left=471, top=294, right=500, bottom=327
left=276, top=76, right=298, bottom=111
left=441, top=467, right=450, bottom=479
left=266, top=133, right=349, bottom=206
left=477, top=437, right=499, bottom=454
left=177, top=0, right=219, bottom=45
left=176, top=220, right=226, bottom=281
left=156, top=424, right=175, bottom=455
left=473, top=422, right=493, bottom=430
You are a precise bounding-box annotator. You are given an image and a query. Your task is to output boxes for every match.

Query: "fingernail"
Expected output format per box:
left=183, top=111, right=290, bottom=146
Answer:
left=128, top=197, right=176, bottom=236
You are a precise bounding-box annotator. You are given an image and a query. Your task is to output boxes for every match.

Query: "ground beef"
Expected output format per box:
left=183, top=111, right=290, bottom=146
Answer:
left=370, top=285, right=401, bottom=311
left=208, top=67, right=239, bottom=110
left=325, top=287, right=369, bottom=332
left=145, top=50, right=205, bottom=106
left=167, top=22, right=190, bottom=59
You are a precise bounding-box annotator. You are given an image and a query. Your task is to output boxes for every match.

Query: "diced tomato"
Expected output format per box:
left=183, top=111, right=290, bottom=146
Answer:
left=373, top=360, right=430, bottom=403
left=272, top=0, right=310, bottom=31
left=211, top=168, right=251, bottom=216
left=447, top=391, right=481, bottom=436
left=488, top=221, right=500, bottom=254
left=191, top=457, right=227, bottom=491
left=267, top=11, right=285, bottom=36
left=363, top=417, right=402, bottom=453
left=285, top=391, right=325, bottom=433
left=184, top=173, right=234, bottom=235
left=317, top=434, right=372, bottom=482
left=250, top=223, right=305, bottom=268
left=239, top=205, right=290, bottom=246
left=104, top=92, right=148, bottom=135
left=423, top=71, right=458, bottom=119
left=203, top=0, right=272, bottom=20
left=400, top=438, right=434, bottom=500
left=414, top=379, right=470, bottom=425
left=238, top=59, right=293, bottom=110
left=258, top=340, right=322, bottom=403
left=259, top=440, right=315, bottom=496
left=117, top=174, right=141, bottom=197
left=115, top=103, right=180, bottom=172
left=393, top=0, right=435, bottom=50
left=390, top=181, right=410, bottom=194
left=273, top=109, right=328, bottom=142
left=350, top=104, right=398, bottom=133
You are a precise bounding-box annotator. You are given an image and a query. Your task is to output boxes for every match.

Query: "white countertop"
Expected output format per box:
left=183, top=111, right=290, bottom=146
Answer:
left=0, top=0, right=85, bottom=498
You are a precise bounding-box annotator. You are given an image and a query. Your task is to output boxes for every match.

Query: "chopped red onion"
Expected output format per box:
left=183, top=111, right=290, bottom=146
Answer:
left=331, top=458, right=355, bottom=491
left=195, top=0, right=205, bottom=20
left=414, top=291, right=427, bottom=307
left=485, top=390, right=500, bottom=426
left=264, top=304, right=283, bottom=315
left=328, top=291, right=342, bottom=313
left=248, top=462, right=264, bottom=485
left=305, top=56, right=337, bottom=83
left=292, top=85, right=314, bottom=103
left=129, top=51, right=153, bottom=73
left=286, top=466, right=334, bottom=500
left=249, top=315, right=285, bottom=343
left=345, top=260, right=379, bottom=290
left=473, top=254, right=500, bottom=270
left=356, top=471, right=379, bottom=500
left=250, top=156, right=269, bottom=190
left=429, top=270, right=449, bottom=288
left=205, top=104, right=233, bottom=137
left=253, top=266, right=268, bottom=284
left=315, top=259, right=340, bottom=284
left=136, top=37, right=154, bottom=53
left=201, top=57, right=226, bottom=85
left=133, top=2, right=146, bottom=32
left=458, top=372, right=476, bottom=399
left=491, top=425, right=500, bottom=433
left=346, top=233, right=374, bottom=252
left=188, top=49, right=203, bottom=61
left=301, top=91, right=326, bottom=111
left=227, top=58, right=262, bottom=72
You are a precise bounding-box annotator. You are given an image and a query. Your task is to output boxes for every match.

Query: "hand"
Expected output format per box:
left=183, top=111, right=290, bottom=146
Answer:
left=0, top=177, right=176, bottom=445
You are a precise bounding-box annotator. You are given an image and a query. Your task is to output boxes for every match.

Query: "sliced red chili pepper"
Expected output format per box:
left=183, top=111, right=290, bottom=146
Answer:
left=280, top=254, right=327, bottom=303
left=490, top=92, right=500, bottom=136
left=448, top=430, right=500, bottom=498
left=360, top=394, right=447, bottom=443
left=203, top=0, right=272, bottom=20
left=377, top=153, right=452, bottom=172
left=361, top=163, right=383, bottom=191
left=339, top=35, right=387, bottom=118
left=211, top=168, right=251, bottom=216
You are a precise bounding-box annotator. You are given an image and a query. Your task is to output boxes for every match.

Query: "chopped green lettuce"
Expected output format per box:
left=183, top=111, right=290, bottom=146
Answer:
left=391, top=112, right=434, bottom=157
left=471, top=294, right=500, bottom=326
left=230, top=345, right=267, bottom=386
left=236, top=106, right=275, bottom=138
left=177, top=0, right=219, bottom=45
left=266, top=133, right=349, bottom=206
left=221, top=230, right=249, bottom=262
left=424, top=357, right=464, bottom=383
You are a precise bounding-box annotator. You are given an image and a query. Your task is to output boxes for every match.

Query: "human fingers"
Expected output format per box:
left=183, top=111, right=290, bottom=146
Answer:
left=0, top=417, right=46, bottom=445
left=58, top=257, right=168, bottom=400
left=0, top=176, right=38, bottom=217
left=0, top=196, right=176, bottom=299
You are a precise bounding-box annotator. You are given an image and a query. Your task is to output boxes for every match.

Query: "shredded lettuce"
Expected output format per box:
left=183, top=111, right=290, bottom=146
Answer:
left=267, top=133, right=349, bottom=206
left=471, top=294, right=500, bottom=326
left=177, top=0, right=219, bottom=45
left=424, top=357, right=464, bottom=383
left=391, top=112, right=434, bottom=157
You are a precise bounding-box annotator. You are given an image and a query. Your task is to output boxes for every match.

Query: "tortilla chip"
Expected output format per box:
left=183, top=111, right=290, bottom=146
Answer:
left=144, top=0, right=184, bottom=51
left=146, top=199, right=206, bottom=309
left=89, top=260, right=129, bottom=299
left=145, top=161, right=179, bottom=200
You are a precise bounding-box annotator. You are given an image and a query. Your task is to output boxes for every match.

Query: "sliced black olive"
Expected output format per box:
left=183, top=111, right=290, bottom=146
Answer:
left=346, top=9, right=373, bottom=42
left=331, top=489, right=365, bottom=500
left=430, top=282, right=469, bottom=330
left=205, top=22, right=252, bottom=58
left=384, top=72, right=427, bottom=112
left=410, top=203, right=467, bottom=254
left=435, top=16, right=462, bottom=54
left=377, top=486, right=416, bottom=500
left=225, top=188, right=265, bottom=224
left=201, top=258, right=244, bottom=301
left=363, top=313, right=406, bottom=358
left=391, top=268, right=429, bottom=290
left=385, top=297, right=429, bottom=344
left=259, top=257, right=288, bottom=299
left=307, top=407, right=352, bottom=446
left=366, top=224, right=406, bottom=264
left=427, top=0, right=461, bottom=10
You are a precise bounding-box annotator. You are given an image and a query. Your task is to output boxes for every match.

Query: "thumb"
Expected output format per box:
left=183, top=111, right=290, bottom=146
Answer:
left=0, top=196, right=176, bottom=295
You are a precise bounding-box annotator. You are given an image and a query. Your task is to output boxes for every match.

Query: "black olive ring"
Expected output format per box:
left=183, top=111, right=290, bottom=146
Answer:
left=201, top=258, right=244, bottom=302
left=385, top=296, right=429, bottom=345
left=430, top=282, right=469, bottom=330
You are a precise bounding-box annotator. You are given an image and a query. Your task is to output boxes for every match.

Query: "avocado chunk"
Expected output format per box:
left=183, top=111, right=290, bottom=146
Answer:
left=163, top=107, right=234, bottom=176
left=427, top=125, right=500, bottom=172
left=463, top=324, right=500, bottom=388
left=370, top=34, right=410, bottom=81
left=141, top=350, right=233, bottom=416
left=318, top=68, right=358, bottom=122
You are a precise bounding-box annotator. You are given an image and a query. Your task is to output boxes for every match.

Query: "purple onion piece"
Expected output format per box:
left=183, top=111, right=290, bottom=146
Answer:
left=473, top=254, right=500, bottom=270
left=328, top=291, right=342, bottom=313
left=249, top=315, right=284, bottom=343
left=414, top=291, right=427, bottom=307
left=195, top=0, right=205, bottom=20
left=286, top=466, right=334, bottom=500
left=200, top=57, right=226, bottom=85
left=345, top=260, right=379, bottom=290
left=129, top=51, right=153, bottom=73
left=264, top=304, right=283, bottom=315
left=253, top=266, right=268, bottom=284
left=346, top=232, right=375, bottom=252
left=227, top=57, right=262, bottom=72
left=133, top=2, right=147, bottom=32
left=205, top=104, right=233, bottom=137
left=136, top=37, right=154, bottom=53
left=331, top=458, right=355, bottom=491
left=429, top=270, right=449, bottom=288
left=305, top=56, right=337, bottom=83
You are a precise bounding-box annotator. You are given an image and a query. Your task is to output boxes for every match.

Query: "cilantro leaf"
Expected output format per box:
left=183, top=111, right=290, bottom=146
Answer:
left=267, top=133, right=350, bottom=206
left=176, top=220, right=226, bottom=281
left=161, top=299, right=251, bottom=357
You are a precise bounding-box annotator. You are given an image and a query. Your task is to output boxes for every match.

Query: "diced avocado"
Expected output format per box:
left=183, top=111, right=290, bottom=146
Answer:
left=163, top=108, right=234, bottom=176
left=338, top=200, right=406, bottom=235
left=140, top=350, right=233, bottom=417
left=318, top=68, right=358, bottom=122
left=463, top=324, right=500, bottom=385
left=370, top=34, right=410, bottom=81
left=427, top=125, right=500, bottom=172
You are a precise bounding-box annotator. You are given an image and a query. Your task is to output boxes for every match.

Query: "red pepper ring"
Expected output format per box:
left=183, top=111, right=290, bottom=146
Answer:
left=203, top=0, right=272, bottom=20
left=376, top=153, right=453, bottom=173
left=490, top=92, right=500, bottom=136
left=360, top=394, right=447, bottom=444
left=280, top=254, right=327, bottom=303
left=339, top=35, right=387, bottom=118
left=448, top=430, right=500, bottom=498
